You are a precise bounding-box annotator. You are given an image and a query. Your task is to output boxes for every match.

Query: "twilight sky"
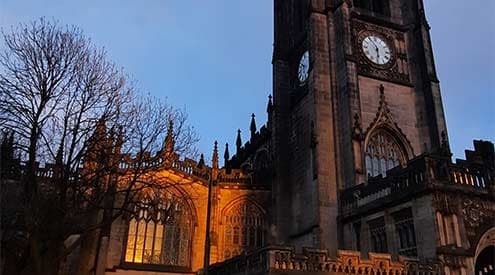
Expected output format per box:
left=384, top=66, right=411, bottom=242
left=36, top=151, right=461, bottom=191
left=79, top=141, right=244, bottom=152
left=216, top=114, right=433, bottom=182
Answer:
left=1, top=0, right=494, bottom=161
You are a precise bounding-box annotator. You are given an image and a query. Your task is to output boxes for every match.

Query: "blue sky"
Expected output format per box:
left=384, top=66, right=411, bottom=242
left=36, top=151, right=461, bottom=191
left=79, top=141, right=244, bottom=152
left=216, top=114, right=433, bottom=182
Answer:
left=1, top=0, right=493, bottom=161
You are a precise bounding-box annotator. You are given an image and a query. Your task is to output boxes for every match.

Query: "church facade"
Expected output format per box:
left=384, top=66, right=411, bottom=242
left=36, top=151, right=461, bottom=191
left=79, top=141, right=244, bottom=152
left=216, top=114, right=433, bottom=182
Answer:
left=3, top=0, right=492, bottom=275
left=93, top=1, right=494, bottom=274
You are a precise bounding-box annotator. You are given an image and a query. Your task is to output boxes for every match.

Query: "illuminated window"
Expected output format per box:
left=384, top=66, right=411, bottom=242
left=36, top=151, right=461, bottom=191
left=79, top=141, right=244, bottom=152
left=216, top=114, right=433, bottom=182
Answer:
left=365, top=130, right=405, bottom=178
left=124, top=195, right=192, bottom=267
left=223, top=201, right=264, bottom=260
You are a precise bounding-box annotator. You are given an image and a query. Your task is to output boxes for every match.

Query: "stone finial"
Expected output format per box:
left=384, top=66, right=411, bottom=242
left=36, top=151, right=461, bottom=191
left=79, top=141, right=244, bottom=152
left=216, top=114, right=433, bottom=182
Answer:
left=164, top=119, right=175, bottom=155
left=236, top=129, right=242, bottom=154
left=224, top=143, right=231, bottom=174
left=55, top=143, right=63, bottom=165
left=212, top=141, right=219, bottom=170
left=224, top=143, right=230, bottom=161
left=250, top=113, right=257, bottom=140
left=115, top=126, right=124, bottom=155
left=197, top=153, right=205, bottom=168
left=54, top=143, right=64, bottom=178
left=267, top=95, right=274, bottom=128
left=95, top=117, right=107, bottom=140
left=86, top=117, right=108, bottom=163
left=267, top=95, right=274, bottom=114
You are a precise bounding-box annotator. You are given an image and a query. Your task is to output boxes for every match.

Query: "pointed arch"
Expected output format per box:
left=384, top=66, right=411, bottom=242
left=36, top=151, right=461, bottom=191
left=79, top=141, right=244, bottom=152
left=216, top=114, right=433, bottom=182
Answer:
left=122, top=184, right=197, bottom=268
left=362, top=85, right=415, bottom=179
left=220, top=196, right=266, bottom=260
left=475, top=227, right=495, bottom=275
left=220, top=195, right=266, bottom=218
left=363, top=127, right=412, bottom=178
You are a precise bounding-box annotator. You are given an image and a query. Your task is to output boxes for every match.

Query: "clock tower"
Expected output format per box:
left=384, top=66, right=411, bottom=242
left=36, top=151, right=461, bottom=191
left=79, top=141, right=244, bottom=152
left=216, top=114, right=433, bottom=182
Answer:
left=271, top=0, right=448, bottom=254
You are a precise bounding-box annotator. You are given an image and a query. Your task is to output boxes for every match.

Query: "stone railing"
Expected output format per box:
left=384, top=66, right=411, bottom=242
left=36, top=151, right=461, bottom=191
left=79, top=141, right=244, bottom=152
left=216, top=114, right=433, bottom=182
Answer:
left=448, top=163, right=488, bottom=188
left=117, top=153, right=211, bottom=181
left=341, top=154, right=493, bottom=216
left=205, top=246, right=442, bottom=275
left=7, top=154, right=257, bottom=187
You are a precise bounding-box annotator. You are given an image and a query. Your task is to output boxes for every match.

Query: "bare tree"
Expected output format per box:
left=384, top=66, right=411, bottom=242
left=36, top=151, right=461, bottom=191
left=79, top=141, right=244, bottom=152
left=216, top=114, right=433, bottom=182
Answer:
left=0, top=18, right=198, bottom=275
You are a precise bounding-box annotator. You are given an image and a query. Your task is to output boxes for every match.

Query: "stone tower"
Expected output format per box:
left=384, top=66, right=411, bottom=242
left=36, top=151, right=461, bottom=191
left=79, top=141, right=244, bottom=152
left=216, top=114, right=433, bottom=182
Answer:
left=271, top=0, right=448, bottom=254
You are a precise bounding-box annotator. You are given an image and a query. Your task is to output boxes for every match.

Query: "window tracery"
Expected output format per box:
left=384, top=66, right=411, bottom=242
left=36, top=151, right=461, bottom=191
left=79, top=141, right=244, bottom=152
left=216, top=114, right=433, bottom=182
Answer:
left=369, top=217, right=388, bottom=253
left=365, top=130, right=405, bottom=178
left=393, top=208, right=417, bottom=256
left=223, top=201, right=264, bottom=260
left=124, top=194, right=192, bottom=267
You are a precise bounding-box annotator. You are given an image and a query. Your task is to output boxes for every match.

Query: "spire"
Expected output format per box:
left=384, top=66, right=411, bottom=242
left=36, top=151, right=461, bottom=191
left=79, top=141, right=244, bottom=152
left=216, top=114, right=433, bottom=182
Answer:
left=224, top=143, right=231, bottom=174
left=55, top=143, right=63, bottom=165
left=164, top=119, right=175, bottom=155
left=236, top=129, right=242, bottom=154
left=115, top=126, right=124, bottom=155
left=197, top=153, right=205, bottom=169
left=95, top=117, right=106, bottom=138
left=224, top=143, right=230, bottom=161
left=87, top=117, right=107, bottom=162
left=212, top=141, right=219, bottom=170
left=250, top=113, right=257, bottom=140
left=1, top=131, right=14, bottom=176
left=211, top=141, right=219, bottom=181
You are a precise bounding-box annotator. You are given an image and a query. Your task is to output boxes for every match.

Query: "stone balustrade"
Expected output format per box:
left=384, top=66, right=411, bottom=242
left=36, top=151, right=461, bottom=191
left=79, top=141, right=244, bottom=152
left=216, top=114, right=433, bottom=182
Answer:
left=5, top=152, right=255, bottom=186
left=205, top=246, right=442, bottom=275
left=341, top=153, right=493, bottom=216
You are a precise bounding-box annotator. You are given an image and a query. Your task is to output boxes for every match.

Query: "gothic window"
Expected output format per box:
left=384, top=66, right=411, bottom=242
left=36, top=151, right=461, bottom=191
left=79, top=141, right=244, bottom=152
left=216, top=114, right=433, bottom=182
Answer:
left=223, top=201, right=264, bottom=260
left=354, top=0, right=391, bottom=16
left=365, top=130, right=405, bottom=178
left=369, top=217, right=388, bottom=253
left=393, top=208, right=417, bottom=256
left=124, top=194, right=192, bottom=268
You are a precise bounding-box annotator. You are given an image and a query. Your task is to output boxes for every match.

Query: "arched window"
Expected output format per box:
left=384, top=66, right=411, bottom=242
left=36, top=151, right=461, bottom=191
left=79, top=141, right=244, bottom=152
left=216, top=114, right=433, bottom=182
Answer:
left=223, top=201, right=264, bottom=260
left=124, top=194, right=192, bottom=267
left=365, top=130, right=405, bottom=178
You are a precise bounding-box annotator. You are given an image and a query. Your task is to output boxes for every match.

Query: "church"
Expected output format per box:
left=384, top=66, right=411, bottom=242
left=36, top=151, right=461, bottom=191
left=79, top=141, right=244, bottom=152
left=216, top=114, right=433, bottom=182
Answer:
left=5, top=0, right=494, bottom=274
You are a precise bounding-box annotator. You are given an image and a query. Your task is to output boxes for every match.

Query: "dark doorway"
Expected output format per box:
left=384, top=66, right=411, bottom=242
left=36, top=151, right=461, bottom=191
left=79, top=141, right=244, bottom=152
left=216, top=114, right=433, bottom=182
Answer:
left=476, top=245, right=495, bottom=275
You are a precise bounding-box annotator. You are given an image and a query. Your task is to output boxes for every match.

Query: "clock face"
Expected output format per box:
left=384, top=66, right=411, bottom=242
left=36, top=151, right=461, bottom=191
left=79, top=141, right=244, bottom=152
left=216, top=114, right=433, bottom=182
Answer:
left=362, top=35, right=392, bottom=65
left=298, top=51, right=310, bottom=84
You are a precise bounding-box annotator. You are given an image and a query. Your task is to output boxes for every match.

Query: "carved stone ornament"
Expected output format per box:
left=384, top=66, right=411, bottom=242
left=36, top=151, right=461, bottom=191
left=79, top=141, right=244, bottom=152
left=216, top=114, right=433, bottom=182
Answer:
left=353, top=19, right=411, bottom=85
left=462, top=199, right=495, bottom=237
left=352, top=113, right=364, bottom=140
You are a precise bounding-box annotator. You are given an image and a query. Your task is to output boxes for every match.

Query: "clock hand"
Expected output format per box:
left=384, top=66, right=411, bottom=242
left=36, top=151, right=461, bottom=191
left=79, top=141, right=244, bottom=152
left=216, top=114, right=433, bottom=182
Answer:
left=369, top=37, right=380, bottom=49
left=368, top=38, right=380, bottom=60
